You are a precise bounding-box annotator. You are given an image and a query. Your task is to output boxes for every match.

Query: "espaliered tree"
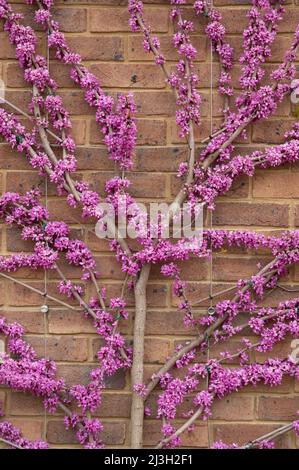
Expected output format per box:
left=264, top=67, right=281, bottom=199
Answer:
left=0, top=0, right=298, bottom=449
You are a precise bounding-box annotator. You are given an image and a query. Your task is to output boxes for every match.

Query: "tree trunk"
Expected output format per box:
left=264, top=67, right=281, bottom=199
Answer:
left=130, top=263, right=151, bottom=449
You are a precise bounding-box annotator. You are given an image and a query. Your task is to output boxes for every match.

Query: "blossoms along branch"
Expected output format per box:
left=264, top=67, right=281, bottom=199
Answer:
left=95, top=199, right=204, bottom=242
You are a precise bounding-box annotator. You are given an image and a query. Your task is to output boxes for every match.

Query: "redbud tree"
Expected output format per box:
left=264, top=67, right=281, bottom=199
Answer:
left=0, top=0, right=298, bottom=449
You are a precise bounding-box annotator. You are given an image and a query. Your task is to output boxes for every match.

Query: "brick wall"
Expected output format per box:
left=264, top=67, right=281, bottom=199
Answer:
left=0, top=0, right=299, bottom=448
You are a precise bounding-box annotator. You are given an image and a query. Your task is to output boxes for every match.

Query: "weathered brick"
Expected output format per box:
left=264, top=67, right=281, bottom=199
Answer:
left=0, top=391, right=5, bottom=409
left=6, top=282, right=45, bottom=307
left=67, top=36, right=124, bottom=61
left=129, top=35, right=207, bottom=62
left=255, top=340, right=293, bottom=364
left=212, top=396, right=255, bottom=421
left=135, top=147, right=185, bottom=172
left=90, top=119, right=167, bottom=145
left=57, top=364, right=126, bottom=389
left=252, top=120, right=296, bottom=144
left=10, top=393, right=44, bottom=416
left=144, top=338, right=171, bottom=364
left=212, top=256, right=268, bottom=282
left=1, top=0, right=299, bottom=450
left=95, top=393, right=131, bottom=419
left=47, top=420, right=126, bottom=445
left=2, top=310, right=45, bottom=334
left=86, top=171, right=167, bottom=198
left=145, top=310, right=193, bottom=336
left=52, top=8, right=87, bottom=33
left=6, top=172, right=56, bottom=196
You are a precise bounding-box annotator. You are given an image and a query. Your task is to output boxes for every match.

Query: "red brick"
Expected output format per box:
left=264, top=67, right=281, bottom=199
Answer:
left=9, top=419, right=44, bottom=441
left=102, top=422, right=126, bottom=445
left=92, top=337, right=131, bottom=362
left=214, top=203, right=289, bottom=227
left=75, top=147, right=113, bottom=171
left=213, top=423, right=292, bottom=448
left=95, top=255, right=125, bottom=280
left=0, top=33, right=46, bottom=59
left=0, top=145, right=32, bottom=170
left=2, top=310, right=45, bottom=334
left=212, top=396, right=255, bottom=421
left=47, top=420, right=77, bottom=445
left=145, top=310, right=193, bottom=336
left=259, top=284, right=299, bottom=307
left=211, top=9, right=249, bottom=34
left=104, top=282, right=168, bottom=308
left=67, top=36, right=124, bottom=61
left=212, top=256, right=268, bottom=282
left=89, top=63, right=165, bottom=89
left=48, top=310, right=95, bottom=334
left=134, top=91, right=175, bottom=116
left=6, top=227, right=34, bottom=252
left=255, top=340, right=293, bottom=364
left=0, top=283, right=5, bottom=307
left=0, top=34, right=19, bottom=59
left=6, top=281, right=45, bottom=306
left=47, top=420, right=125, bottom=445
left=143, top=421, right=209, bottom=447
left=95, top=393, right=131, bottom=419
left=59, top=91, right=93, bottom=115
left=1, top=0, right=299, bottom=450
left=10, top=393, right=44, bottom=416
left=135, top=147, right=185, bottom=172
left=144, top=338, right=171, bottom=364
left=90, top=8, right=169, bottom=33
left=26, top=335, right=89, bottom=362
left=86, top=171, right=167, bottom=198
left=129, top=35, right=207, bottom=62
left=253, top=172, right=299, bottom=199
left=258, top=396, right=299, bottom=421
left=57, top=364, right=126, bottom=389
left=0, top=391, right=5, bottom=409
left=47, top=199, right=86, bottom=225
left=152, top=258, right=208, bottom=281
left=52, top=8, right=87, bottom=33
left=90, top=119, right=167, bottom=145
left=6, top=172, right=56, bottom=196
left=244, top=376, right=293, bottom=394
